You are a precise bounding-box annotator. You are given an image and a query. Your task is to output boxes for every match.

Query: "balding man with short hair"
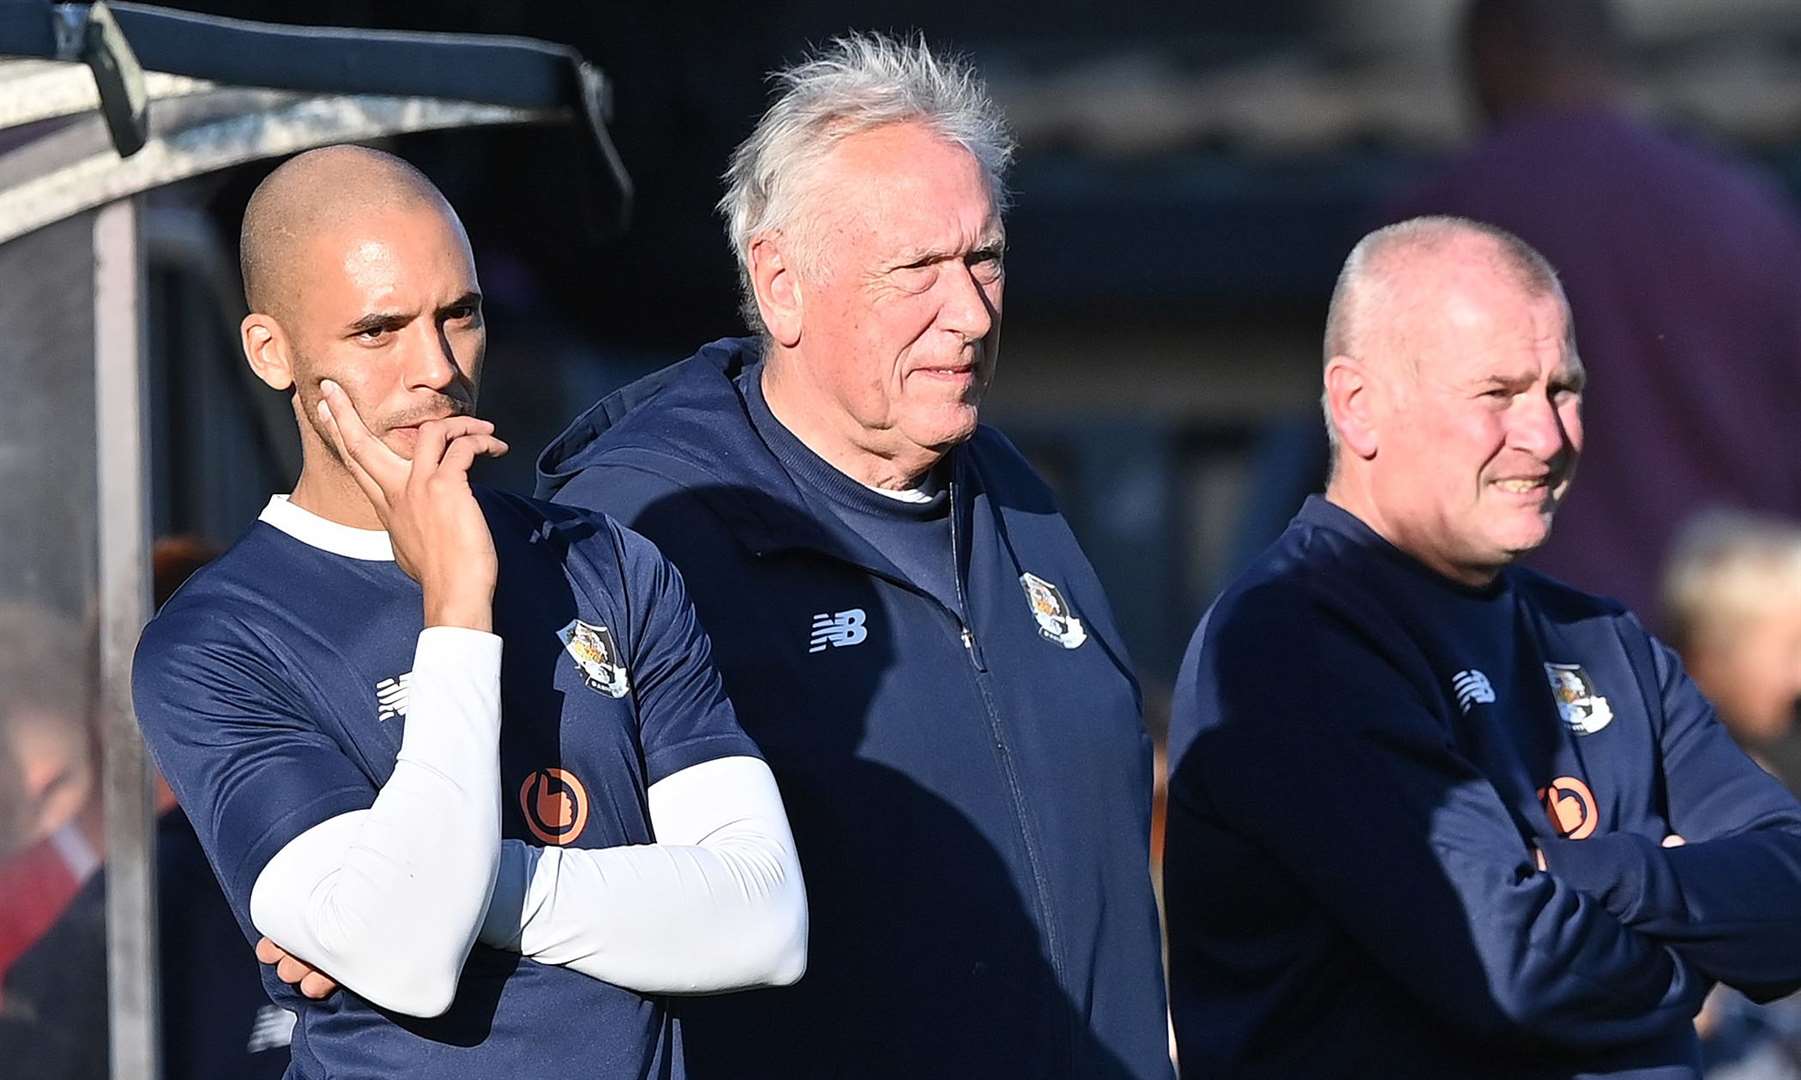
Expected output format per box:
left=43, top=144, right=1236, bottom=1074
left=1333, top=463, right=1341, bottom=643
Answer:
left=132, top=145, right=806, bottom=1079
left=1387, top=0, right=1801, bottom=616
left=1164, top=216, right=1801, bottom=1078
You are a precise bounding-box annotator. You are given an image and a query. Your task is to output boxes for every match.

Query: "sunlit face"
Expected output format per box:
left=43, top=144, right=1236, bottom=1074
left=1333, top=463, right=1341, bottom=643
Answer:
left=284, top=202, right=485, bottom=463
left=1369, top=263, right=1584, bottom=585
left=793, top=122, right=1005, bottom=462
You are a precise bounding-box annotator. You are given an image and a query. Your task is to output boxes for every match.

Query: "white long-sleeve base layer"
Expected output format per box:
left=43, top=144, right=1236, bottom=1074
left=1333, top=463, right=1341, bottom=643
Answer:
left=248, top=626, right=503, bottom=1017
left=479, top=754, right=808, bottom=994
left=249, top=631, right=806, bottom=1015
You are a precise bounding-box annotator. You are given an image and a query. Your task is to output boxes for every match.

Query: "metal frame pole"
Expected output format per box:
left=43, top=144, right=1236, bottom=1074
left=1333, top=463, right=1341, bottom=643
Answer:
left=94, top=195, right=159, bottom=1080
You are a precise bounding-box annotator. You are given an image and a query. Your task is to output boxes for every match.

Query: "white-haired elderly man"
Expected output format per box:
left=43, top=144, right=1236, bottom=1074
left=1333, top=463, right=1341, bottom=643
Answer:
left=537, top=31, right=1173, bottom=1080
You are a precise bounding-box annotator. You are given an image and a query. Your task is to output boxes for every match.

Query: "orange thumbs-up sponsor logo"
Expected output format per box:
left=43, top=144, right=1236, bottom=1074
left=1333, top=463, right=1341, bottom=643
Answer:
left=520, top=768, right=589, bottom=845
left=1538, top=776, right=1598, bottom=840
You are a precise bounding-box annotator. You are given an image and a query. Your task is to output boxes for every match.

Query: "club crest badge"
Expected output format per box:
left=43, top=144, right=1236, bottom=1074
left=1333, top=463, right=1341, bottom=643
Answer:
left=1544, top=662, right=1613, bottom=735
left=558, top=619, right=630, bottom=699
left=1020, top=572, right=1087, bottom=649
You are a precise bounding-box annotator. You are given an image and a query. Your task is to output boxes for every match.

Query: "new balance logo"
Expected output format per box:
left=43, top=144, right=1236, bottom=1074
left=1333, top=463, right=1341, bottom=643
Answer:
left=245, top=1004, right=296, bottom=1054
left=1452, top=669, right=1495, bottom=714
left=375, top=673, right=411, bottom=722
left=809, top=609, right=868, bottom=653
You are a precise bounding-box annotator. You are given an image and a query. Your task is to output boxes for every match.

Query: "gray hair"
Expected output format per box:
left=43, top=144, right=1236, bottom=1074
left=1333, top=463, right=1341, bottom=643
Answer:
left=718, top=31, right=1016, bottom=333
left=1319, top=215, right=1567, bottom=469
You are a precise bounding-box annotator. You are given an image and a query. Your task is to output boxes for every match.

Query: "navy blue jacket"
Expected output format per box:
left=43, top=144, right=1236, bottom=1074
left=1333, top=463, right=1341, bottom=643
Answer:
left=537, top=338, right=1173, bottom=1079
left=1167, top=496, right=1801, bottom=1079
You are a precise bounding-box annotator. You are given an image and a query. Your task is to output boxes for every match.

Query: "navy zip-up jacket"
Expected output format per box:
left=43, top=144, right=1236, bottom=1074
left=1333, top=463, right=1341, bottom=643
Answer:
left=537, top=338, right=1173, bottom=1079
left=1167, top=496, right=1801, bottom=1079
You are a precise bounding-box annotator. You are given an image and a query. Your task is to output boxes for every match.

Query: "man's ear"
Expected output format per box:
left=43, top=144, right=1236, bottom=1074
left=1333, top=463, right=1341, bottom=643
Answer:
left=1324, top=354, right=1380, bottom=460
left=241, top=312, right=294, bottom=392
left=748, top=233, right=803, bottom=348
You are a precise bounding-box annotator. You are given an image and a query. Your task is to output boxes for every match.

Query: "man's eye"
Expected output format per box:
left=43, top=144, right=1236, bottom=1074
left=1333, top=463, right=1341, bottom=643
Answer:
left=895, top=264, right=938, bottom=288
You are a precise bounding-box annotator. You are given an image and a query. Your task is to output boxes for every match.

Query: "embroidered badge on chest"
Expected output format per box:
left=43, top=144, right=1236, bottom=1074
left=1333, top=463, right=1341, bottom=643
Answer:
left=1020, top=572, right=1087, bottom=649
left=1544, top=662, right=1613, bottom=735
left=558, top=619, right=630, bottom=699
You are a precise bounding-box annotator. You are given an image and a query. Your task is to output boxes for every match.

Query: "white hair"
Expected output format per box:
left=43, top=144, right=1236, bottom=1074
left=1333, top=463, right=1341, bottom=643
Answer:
left=718, top=31, right=1016, bottom=333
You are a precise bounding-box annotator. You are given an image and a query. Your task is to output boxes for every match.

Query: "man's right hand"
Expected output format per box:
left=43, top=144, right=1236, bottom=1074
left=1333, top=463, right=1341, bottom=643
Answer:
left=317, top=380, right=507, bottom=631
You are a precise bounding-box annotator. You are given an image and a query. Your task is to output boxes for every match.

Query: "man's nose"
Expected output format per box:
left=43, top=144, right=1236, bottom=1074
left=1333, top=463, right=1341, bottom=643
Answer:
left=403, top=321, right=459, bottom=391
left=1510, top=391, right=1573, bottom=460
left=938, top=261, right=997, bottom=341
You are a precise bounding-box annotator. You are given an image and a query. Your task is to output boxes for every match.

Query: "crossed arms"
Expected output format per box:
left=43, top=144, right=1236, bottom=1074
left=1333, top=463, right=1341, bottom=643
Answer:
left=1174, top=585, right=1801, bottom=1051
left=137, top=390, right=806, bottom=1017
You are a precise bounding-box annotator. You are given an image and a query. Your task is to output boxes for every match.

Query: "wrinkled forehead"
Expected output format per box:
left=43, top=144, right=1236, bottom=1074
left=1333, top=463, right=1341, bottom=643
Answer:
left=808, top=124, right=1004, bottom=242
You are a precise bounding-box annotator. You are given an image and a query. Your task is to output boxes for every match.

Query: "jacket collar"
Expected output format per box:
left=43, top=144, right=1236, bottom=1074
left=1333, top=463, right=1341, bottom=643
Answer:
left=536, top=337, right=977, bottom=573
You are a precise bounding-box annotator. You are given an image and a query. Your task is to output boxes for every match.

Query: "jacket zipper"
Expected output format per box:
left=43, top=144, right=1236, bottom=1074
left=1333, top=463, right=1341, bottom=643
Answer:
left=949, top=477, right=1070, bottom=1065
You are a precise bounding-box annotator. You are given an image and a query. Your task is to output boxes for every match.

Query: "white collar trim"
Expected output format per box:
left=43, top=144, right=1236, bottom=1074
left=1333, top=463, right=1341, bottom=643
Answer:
left=259, top=494, right=394, bottom=561
left=864, top=481, right=935, bottom=504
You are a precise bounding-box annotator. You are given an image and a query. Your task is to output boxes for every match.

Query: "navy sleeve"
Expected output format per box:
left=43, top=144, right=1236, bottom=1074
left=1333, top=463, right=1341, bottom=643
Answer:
left=611, top=523, right=762, bottom=785
left=1172, top=583, right=1709, bottom=1049
left=1542, top=626, right=1801, bottom=998
left=132, top=610, right=374, bottom=915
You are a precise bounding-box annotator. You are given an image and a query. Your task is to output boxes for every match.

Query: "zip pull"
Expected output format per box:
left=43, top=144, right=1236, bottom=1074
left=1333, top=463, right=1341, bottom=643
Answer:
left=959, top=624, right=988, bottom=671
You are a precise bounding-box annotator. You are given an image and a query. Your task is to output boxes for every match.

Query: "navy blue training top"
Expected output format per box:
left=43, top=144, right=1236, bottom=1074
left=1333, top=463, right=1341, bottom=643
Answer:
left=132, top=489, right=761, bottom=1080
left=537, top=338, right=1174, bottom=1079
left=1167, top=495, right=1801, bottom=1079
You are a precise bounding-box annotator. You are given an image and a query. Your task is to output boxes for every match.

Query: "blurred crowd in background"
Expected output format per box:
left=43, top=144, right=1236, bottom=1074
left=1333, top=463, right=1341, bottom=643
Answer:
left=5, top=1, right=1801, bottom=1076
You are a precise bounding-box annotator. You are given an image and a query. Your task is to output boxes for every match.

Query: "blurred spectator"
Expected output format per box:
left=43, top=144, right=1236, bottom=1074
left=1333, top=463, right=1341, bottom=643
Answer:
left=0, top=536, right=291, bottom=1078
left=1660, top=510, right=1801, bottom=1080
left=0, top=603, right=99, bottom=989
left=1660, top=510, right=1801, bottom=793
left=1386, top=0, right=1801, bottom=615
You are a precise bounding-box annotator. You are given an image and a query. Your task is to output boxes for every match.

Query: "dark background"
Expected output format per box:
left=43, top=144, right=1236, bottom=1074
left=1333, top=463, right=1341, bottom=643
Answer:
left=141, top=0, right=1801, bottom=692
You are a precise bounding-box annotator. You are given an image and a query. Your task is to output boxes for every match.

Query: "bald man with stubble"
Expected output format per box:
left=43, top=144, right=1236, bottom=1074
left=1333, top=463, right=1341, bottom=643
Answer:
left=132, top=145, right=806, bottom=1080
